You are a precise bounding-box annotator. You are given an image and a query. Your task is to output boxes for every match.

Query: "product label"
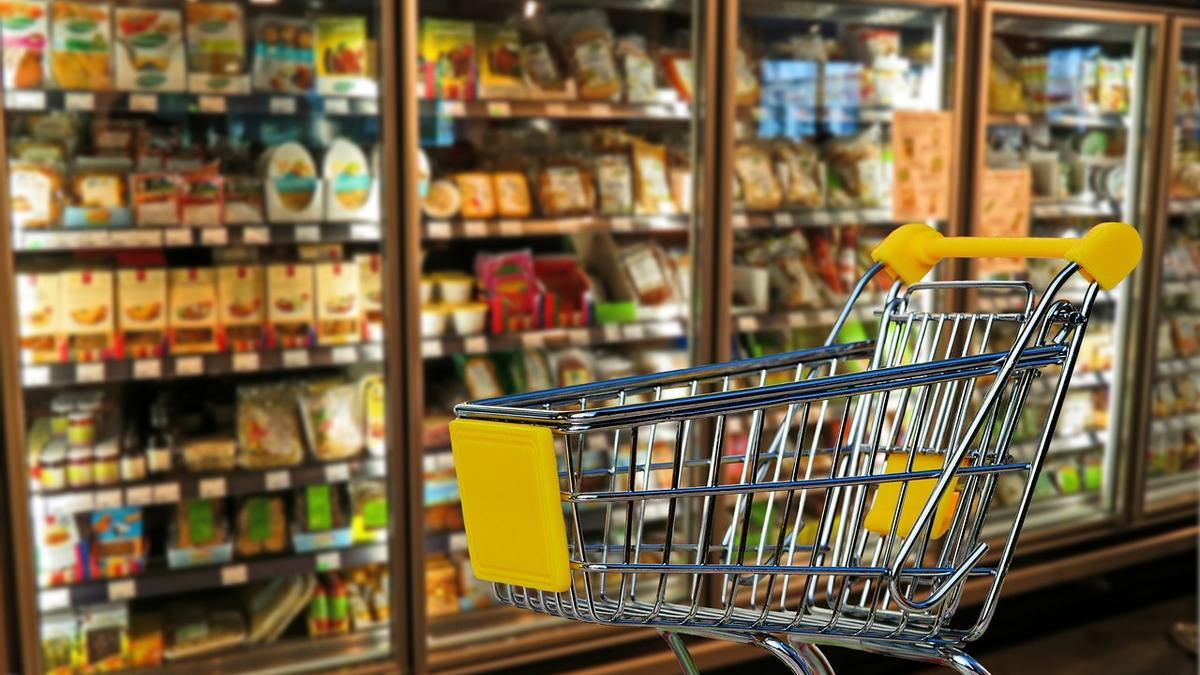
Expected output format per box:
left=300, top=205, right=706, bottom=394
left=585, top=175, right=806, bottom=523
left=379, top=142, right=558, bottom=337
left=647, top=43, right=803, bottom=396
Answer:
left=362, top=497, right=387, bottom=529
left=186, top=499, right=214, bottom=544
left=306, top=484, right=332, bottom=531
left=247, top=497, right=271, bottom=542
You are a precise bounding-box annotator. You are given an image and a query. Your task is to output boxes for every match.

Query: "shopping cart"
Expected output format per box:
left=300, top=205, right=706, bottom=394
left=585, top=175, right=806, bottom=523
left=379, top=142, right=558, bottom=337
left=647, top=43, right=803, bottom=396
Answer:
left=447, top=222, right=1141, bottom=674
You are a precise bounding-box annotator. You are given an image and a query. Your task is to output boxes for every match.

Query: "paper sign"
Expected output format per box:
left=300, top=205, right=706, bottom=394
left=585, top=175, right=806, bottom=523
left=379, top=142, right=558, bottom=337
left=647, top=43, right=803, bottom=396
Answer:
left=976, top=167, right=1032, bottom=275
left=892, top=110, right=953, bottom=222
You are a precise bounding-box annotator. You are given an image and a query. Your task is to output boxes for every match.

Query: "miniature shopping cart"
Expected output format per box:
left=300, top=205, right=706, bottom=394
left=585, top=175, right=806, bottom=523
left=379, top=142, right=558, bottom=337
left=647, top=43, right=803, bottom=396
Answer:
left=448, top=222, right=1141, bottom=674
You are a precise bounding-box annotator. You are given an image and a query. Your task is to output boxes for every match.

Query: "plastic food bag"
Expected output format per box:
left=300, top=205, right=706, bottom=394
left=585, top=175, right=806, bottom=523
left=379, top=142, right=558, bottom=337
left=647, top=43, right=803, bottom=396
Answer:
left=235, top=495, right=287, bottom=557
left=734, top=144, right=783, bottom=211
left=550, top=10, right=620, bottom=101
left=299, top=381, right=364, bottom=461
left=237, top=383, right=304, bottom=469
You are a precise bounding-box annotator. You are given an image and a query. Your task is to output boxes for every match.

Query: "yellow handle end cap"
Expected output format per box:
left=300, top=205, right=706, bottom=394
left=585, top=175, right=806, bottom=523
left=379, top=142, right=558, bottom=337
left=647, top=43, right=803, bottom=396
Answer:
left=1066, top=222, right=1141, bottom=291
left=871, top=223, right=944, bottom=286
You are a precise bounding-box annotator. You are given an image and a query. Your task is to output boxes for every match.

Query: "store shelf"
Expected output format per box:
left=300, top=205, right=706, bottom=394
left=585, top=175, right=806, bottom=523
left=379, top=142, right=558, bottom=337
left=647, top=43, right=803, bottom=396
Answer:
left=33, top=458, right=387, bottom=516
left=421, top=319, right=686, bottom=359
left=1161, top=278, right=1200, bottom=297
left=1168, top=198, right=1200, bottom=216
left=1145, top=471, right=1200, bottom=504
left=735, top=305, right=874, bottom=332
left=1030, top=198, right=1118, bottom=220
left=157, top=626, right=391, bottom=675
left=37, top=543, right=388, bottom=611
left=1150, top=411, right=1200, bottom=434
left=1010, top=431, right=1104, bottom=458
left=21, top=343, right=384, bottom=389
left=986, top=111, right=1129, bottom=128
left=423, top=214, right=688, bottom=240
left=1156, top=356, right=1200, bottom=377
left=12, top=223, right=382, bottom=252
left=732, top=206, right=904, bottom=230
left=3, top=90, right=378, bottom=116
left=419, top=98, right=690, bottom=121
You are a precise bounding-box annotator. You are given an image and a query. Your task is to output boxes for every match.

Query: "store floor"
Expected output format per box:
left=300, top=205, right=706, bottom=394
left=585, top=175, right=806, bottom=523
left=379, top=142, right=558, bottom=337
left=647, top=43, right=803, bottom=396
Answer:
left=705, top=552, right=1198, bottom=675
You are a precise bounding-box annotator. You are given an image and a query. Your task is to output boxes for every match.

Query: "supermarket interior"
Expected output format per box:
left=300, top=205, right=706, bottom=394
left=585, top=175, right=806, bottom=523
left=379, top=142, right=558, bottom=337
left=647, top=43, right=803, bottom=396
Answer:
left=0, top=0, right=1197, bottom=673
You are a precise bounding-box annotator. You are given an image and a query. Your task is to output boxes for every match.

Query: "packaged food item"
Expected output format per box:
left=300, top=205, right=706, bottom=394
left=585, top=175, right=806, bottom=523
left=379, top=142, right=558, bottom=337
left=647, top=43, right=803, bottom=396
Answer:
left=553, top=10, right=620, bottom=101
left=633, top=141, right=676, bottom=216
left=824, top=125, right=886, bottom=208
left=458, top=556, right=493, bottom=611
left=41, top=611, right=76, bottom=675
left=523, top=351, right=553, bottom=391
left=39, top=440, right=67, bottom=490
left=314, top=16, right=372, bottom=96
left=475, top=249, right=538, bottom=331
left=62, top=269, right=115, bottom=361
left=350, top=479, right=387, bottom=542
left=217, top=264, right=265, bottom=352
left=263, top=142, right=320, bottom=222
left=243, top=575, right=313, bottom=644
left=252, top=16, right=314, bottom=93
left=775, top=141, right=822, bottom=207
left=315, top=260, right=361, bottom=345
left=184, top=2, right=248, bottom=94
left=360, top=373, right=385, bottom=457
left=236, top=382, right=302, bottom=469
left=551, top=349, right=594, bottom=387
left=669, top=161, right=692, bottom=214
left=266, top=263, right=314, bottom=349
left=493, top=171, right=531, bottom=218
left=117, top=268, right=166, bottom=359
left=17, top=272, right=60, bottom=363
left=734, top=144, right=783, bottom=211
left=475, top=22, right=523, bottom=99
left=295, top=484, right=349, bottom=539
left=9, top=161, right=62, bottom=228
left=163, top=604, right=245, bottom=660
left=88, top=507, right=145, bottom=580
left=37, top=509, right=82, bottom=586
left=535, top=255, right=591, bottom=327
left=73, top=171, right=124, bottom=209
left=128, top=612, right=163, bottom=668
left=49, top=1, right=111, bottom=90
left=324, top=138, right=369, bottom=216
left=181, top=436, right=235, bottom=473
left=130, top=173, right=180, bottom=226
left=300, top=380, right=364, bottom=461
left=662, top=51, right=694, bottom=102
left=422, top=178, right=461, bottom=219
left=93, top=441, right=118, bottom=484
left=219, top=176, right=262, bottom=224
left=357, top=253, right=382, bottom=341
left=418, top=18, right=473, bottom=100
left=235, top=495, right=287, bottom=557
left=169, top=499, right=230, bottom=562
left=455, top=354, right=503, bottom=400
left=521, top=41, right=571, bottom=99
left=595, top=153, right=633, bottom=216
left=538, top=161, right=595, bottom=216
left=619, top=243, right=676, bottom=306
left=734, top=47, right=759, bottom=106
left=455, top=172, right=496, bottom=219
left=425, top=555, right=459, bottom=618
left=449, top=302, right=487, bottom=336
left=1, top=0, right=49, bottom=89
left=114, top=7, right=185, bottom=91
left=167, top=267, right=218, bottom=354
left=616, top=37, right=655, bottom=103
left=179, top=168, right=223, bottom=227
left=79, top=602, right=129, bottom=673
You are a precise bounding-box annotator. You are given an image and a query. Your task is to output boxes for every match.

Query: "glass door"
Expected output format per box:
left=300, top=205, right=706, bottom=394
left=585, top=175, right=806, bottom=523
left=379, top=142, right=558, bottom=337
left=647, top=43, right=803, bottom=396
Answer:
left=973, top=2, right=1163, bottom=537
left=1, top=1, right=402, bottom=672
left=1141, top=17, right=1200, bottom=514
left=406, top=0, right=707, bottom=670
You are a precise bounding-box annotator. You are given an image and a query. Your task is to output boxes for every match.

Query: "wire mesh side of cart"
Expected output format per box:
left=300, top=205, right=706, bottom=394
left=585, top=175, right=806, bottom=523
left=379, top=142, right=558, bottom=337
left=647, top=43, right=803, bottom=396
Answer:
left=456, top=272, right=1101, bottom=645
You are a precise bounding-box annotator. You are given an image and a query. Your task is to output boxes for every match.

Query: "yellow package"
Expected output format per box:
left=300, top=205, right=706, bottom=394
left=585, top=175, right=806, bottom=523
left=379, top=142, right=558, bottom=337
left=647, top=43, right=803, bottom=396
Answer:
left=61, top=268, right=114, bottom=361
left=217, top=265, right=265, bottom=352
left=456, top=173, right=496, bottom=220
left=493, top=172, right=531, bottom=218
left=168, top=268, right=219, bottom=355
left=50, top=1, right=111, bottom=90
left=734, top=143, right=783, bottom=211
left=315, top=260, right=361, bottom=346
left=117, top=268, right=166, bottom=359
left=267, top=263, right=314, bottom=349
left=863, top=452, right=960, bottom=540
left=633, top=141, right=676, bottom=216
left=17, top=272, right=60, bottom=363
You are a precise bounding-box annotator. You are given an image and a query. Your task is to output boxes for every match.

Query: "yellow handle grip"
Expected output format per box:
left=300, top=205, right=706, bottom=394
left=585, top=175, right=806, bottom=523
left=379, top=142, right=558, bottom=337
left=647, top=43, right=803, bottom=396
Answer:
left=871, top=222, right=1141, bottom=291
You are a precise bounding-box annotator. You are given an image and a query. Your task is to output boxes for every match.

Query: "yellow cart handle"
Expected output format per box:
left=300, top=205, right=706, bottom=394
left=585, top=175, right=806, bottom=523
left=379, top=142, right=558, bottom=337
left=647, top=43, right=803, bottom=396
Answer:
left=871, top=221, right=1141, bottom=291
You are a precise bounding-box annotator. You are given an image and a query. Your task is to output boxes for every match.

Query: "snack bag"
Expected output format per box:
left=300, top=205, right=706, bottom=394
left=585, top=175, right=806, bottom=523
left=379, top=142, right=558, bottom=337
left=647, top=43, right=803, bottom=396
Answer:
left=551, top=10, right=620, bottom=101
left=314, top=16, right=372, bottom=97
left=300, top=380, right=364, bottom=461
left=184, top=2, right=248, bottom=94
left=237, top=382, right=303, bottom=469
left=114, top=7, right=185, bottom=91
left=1, top=0, right=49, bottom=89
left=252, top=16, right=314, bottom=93
left=49, top=1, right=110, bottom=90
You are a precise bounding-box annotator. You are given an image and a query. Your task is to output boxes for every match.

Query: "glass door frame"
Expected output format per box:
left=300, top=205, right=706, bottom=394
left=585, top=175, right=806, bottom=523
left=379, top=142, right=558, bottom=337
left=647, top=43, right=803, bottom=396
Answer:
left=970, top=0, right=1169, bottom=544
left=0, top=1, right=410, bottom=672
left=1129, top=12, right=1200, bottom=524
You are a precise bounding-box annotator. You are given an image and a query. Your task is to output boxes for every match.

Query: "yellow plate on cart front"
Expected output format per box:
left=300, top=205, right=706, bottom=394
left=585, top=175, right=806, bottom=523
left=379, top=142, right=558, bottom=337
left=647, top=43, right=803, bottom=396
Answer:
left=449, top=419, right=571, bottom=592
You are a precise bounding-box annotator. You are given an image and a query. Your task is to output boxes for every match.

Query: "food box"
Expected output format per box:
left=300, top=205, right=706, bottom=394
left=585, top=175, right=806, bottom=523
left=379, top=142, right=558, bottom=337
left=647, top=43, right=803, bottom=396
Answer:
left=223, top=176, right=264, bottom=225
left=314, top=260, right=360, bottom=346
left=17, top=272, right=61, bottom=363
left=263, top=142, right=323, bottom=223
left=476, top=23, right=524, bottom=100
left=87, top=507, right=146, bottom=580
left=356, top=253, right=382, bottom=342
left=266, top=263, right=314, bottom=349
left=475, top=250, right=543, bottom=333
left=116, top=268, right=166, bottom=359
left=571, top=233, right=683, bottom=323
left=167, top=267, right=219, bottom=354
left=49, top=1, right=111, bottom=90
left=251, top=15, right=314, bottom=93
left=323, top=138, right=378, bottom=222
left=64, top=171, right=132, bottom=228
left=179, top=170, right=223, bottom=227
left=184, top=2, right=249, bottom=94
left=314, top=16, right=374, bottom=97
left=418, top=18, right=473, bottom=100
left=61, top=268, right=115, bottom=361
left=1, top=0, right=49, bottom=89
left=534, top=256, right=592, bottom=328
left=131, top=173, right=180, bottom=226
left=217, top=265, right=265, bottom=352
left=9, top=162, right=62, bottom=228
left=114, top=7, right=185, bottom=91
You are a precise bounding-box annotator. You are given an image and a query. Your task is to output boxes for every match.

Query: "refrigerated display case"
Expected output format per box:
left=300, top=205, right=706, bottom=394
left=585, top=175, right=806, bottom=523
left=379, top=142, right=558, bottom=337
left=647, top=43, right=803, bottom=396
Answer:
left=972, top=2, right=1164, bottom=538
left=725, top=0, right=964, bottom=362
left=402, top=0, right=713, bottom=671
left=0, top=1, right=404, bottom=673
left=1138, top=15, right=1200, bottom=516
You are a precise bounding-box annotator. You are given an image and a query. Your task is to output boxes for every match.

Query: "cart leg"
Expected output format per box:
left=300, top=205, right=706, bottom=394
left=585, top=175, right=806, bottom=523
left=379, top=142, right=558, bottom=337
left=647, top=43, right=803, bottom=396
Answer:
left=659, top=630, right=700, bottom=675
left=753, top=635, right=835, bottom=675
